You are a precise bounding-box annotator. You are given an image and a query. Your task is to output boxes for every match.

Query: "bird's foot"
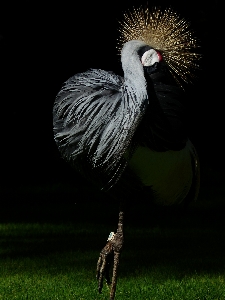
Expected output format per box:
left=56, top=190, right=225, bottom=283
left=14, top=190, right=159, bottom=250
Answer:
left=96, top=211, right=124, bottom=300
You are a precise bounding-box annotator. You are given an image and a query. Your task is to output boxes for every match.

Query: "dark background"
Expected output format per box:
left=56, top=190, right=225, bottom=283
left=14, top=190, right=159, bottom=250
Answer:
left=0, top=0, right=224, bottom=205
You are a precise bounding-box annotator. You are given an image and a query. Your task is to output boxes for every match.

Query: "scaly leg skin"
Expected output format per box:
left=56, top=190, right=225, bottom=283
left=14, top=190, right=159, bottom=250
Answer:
left=96, top=211, right=124, bottom=300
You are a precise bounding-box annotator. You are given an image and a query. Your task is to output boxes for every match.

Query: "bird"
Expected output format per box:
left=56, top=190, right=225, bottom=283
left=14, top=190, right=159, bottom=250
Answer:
left=53, top=5, right=201, bottom=300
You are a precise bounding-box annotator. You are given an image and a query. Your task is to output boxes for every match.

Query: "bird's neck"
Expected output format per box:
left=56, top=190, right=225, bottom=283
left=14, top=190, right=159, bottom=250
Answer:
left=123, top=64, right=148, bottom=108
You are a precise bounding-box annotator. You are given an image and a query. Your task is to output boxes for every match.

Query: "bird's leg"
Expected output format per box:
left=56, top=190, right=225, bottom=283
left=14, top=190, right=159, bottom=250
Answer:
left=96, top=211, right=124, bottom=300
left=96, top=240, right=113, bottom=291
left=109, top=211, right=124, bottom=299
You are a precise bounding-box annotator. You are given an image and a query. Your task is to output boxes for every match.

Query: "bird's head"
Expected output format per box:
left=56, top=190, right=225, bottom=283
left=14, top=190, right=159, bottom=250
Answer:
left=121, top=39, right=170, bottom=89
left=118, top=6, right=201, bottom=89
left=121, top=39, right=164, bottom=82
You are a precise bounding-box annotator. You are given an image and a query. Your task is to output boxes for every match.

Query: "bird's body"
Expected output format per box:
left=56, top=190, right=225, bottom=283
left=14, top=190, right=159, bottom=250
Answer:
left=129, top=141, right=195, bottom=205
left=53, top=6, right=200, bottom=300
left=53, top=40, right=199, bottom=205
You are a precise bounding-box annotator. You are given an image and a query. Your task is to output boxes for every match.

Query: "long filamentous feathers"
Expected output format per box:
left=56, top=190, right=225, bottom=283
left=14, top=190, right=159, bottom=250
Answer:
left=53, top=69, right=147, bottom=177
left=117, top=6, right=201, bottom=87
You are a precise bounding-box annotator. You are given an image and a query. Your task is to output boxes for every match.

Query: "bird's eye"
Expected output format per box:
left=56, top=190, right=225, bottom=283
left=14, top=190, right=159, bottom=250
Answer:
left=141, top=49, right=162, bottom=67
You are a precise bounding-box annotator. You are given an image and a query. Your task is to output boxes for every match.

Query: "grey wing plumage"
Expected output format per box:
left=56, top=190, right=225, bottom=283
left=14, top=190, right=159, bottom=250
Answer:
left=53, top=69, right=146, bottom=186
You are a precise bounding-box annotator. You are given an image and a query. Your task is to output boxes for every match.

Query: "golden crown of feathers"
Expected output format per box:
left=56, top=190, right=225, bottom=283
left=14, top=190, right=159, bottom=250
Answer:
left=117, top=6, right=201, bottom=87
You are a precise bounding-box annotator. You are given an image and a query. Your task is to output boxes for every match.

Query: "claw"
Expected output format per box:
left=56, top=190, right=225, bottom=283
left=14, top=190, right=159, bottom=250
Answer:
left=96, top=211, right=124, bottom=299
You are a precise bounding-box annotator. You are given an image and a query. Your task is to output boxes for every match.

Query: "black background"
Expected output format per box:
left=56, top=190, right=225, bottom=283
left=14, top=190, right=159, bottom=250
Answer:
left=0, top=0, right=224, bottom=195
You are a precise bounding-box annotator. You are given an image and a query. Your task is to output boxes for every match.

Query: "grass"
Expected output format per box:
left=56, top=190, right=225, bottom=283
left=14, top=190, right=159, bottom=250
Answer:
left=0, top=178, right=225, bottom=299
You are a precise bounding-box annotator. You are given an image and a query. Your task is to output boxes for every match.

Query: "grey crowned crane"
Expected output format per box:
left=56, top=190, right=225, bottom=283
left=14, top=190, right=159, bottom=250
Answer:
left=53, top=6, right=201, bottom=300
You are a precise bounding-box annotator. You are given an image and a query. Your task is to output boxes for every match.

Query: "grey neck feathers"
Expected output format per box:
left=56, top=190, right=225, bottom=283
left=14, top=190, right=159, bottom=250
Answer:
left=121, top=40, right=148, bottom=105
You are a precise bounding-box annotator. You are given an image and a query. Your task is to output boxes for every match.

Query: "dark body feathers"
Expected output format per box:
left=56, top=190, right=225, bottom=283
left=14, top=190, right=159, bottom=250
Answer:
left=53, top=40, right=199, bottom=205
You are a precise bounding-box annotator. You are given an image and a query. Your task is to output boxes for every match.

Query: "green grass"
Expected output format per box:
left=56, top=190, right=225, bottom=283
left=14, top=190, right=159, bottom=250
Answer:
left=0, top=179, right=225, bottom=299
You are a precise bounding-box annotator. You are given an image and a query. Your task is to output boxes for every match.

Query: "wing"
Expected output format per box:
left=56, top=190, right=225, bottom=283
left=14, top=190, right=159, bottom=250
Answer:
left=53, top=69, right=146, bottom=187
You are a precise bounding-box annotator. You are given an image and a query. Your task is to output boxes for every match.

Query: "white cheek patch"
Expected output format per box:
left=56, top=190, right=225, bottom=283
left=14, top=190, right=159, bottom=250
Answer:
left=141, top=49, right=160, bottom=66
